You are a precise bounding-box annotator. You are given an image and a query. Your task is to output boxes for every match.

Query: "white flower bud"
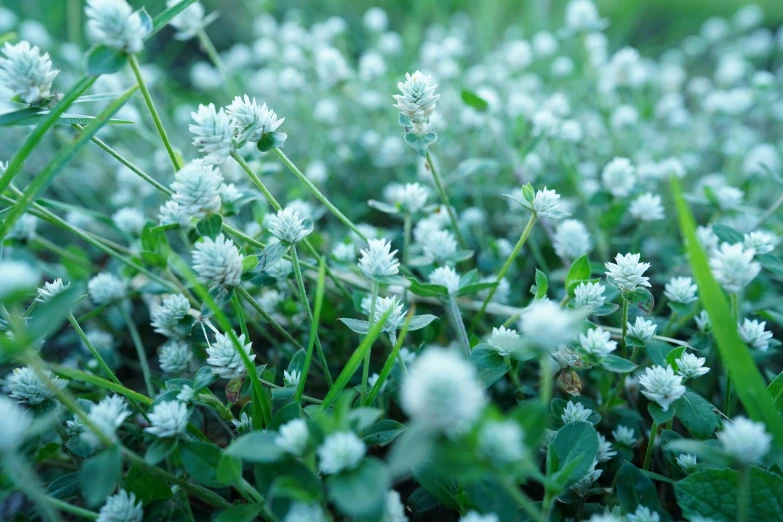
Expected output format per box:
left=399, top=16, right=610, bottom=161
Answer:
left=429, top=265, right=461, bottom=294
left=206, top=331, right=255, bottom=379
left=738, top=318, right=773, bottom=351
left=85, top=0, right=150, bottom=54
left=82, top=395, right=131, bottom=448
left=159, top=340, right=192, bottom=374
left=393, top=70, right=440, bottom=134
left=676, top=453, right=698, bottom=473
left=744, top=230, right=777, bottom=255
left=487, top=326, right=519, bottom=357
left=709, top=243, right=760, bottom=293
left=166, top=0, right=209, bottom=40
left=151, top=294, right=191, bottom=338
left=358, top=238, right=400, bottom=280
left=579, top=327, right=617, bottom=358
left=627, top=317, right=657, bottom=341
left=675, top=352, right=709, bottom=379
left=629, top=193, right=665, bottom=221
left=189, top=103, right=234, bottom=165
left=111, top=207, right=145, bottom=236
left=317, top=431, right=366, bottom=474
left=268, top=207, right=311, bottom=244
left=7, top=366, right=66, bottom=405
left=553, top=219, right=592, bottom=259
left=605, top=253, right=651, bottom=291
left=226, top=95, right=284, bottom=142
left=574, top=282, right=606, bottom=311
left=601, top=157, right=636, bottom=198
left=561, top=400, right=592, bottom=423
left=88, top=272, right=126, bottom=305
left=97, top=489, right=144, bottom=522
left=275, top=418, right=309, bottom=456
left=145, top=400, right=189, bottom=438
left=36, top=278, right=70, bottom=303
left=612, top=425, right=636, bottom=447
left=639, top=365, right=685, bottom=412
left=192, top=234, right=244, bottom=288
left=171, top=159, right=224, bottom=219
left=717, top=416, right=771, bottom=464
left=664, top=276, right=697, bottom=304
left=0, top=41, right=59, bottom=104
left=421, top=229, right=458, bottom=264
left=478, top=420, right=526, bottom=465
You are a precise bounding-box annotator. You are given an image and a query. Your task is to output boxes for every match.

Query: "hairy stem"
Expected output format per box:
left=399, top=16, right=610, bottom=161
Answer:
left=118, top=302, right=155, bottom=397
left=361, top=281, right=380, bottom=405
left=425, top=150, right=466, bottom=249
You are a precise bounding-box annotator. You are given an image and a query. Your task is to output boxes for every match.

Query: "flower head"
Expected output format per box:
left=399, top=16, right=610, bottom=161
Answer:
left=461, top=513, right=500, bottom=522
left=166, top=0, right=209, bottom=40
left=627, top=506, right=660, bottom=522
left=574, top=282, right=606, bottom=310
left=206, top=331, right=255, bottom=379
left=393, top=70, right=440, bottom=134
left=676, top=453, right=699, bottom=473
left=317, top=431, right=366, bottom=474
left=226, top=95, right=284, bottom=142
left=151, top=294, right=191, bottom=338
left=429, top=265, right=461, bottom=294
left=192, top=234, right=244, bottom=288
left=553, top=219, right=592, bottom=259
left=579, top=327, right=617, bottom=358
left=231, top=411, right=252, bottom=433
left=189, top=103, right=234, bottom=164
left=695, top=310, right=711, bottom=332
left=717, top=416, right=771, bottom=464
left=627, top=317, right=657, bottom=342
left=533, top=187, right=568, bottom=219
left=744, top=230, right=777, bottom=255
left=36, top=278, right=70, bottom=303
left=283, top=369, right=300, bottom=388
left=664, top=276, right=697, bottom=304
left=629, top=193, right=665, bottom=221
left=421, top=229, right=459, bottom=264
left=276, top=418, right=309, bottom=455
left=709, top=243, right=760, bottom=293
left=565, top=0, right=603, bottom=31
left=268, top=207, right=311, bottom=243
left=520, top=299, right=582, bottom=350
left=0, top=396, right=31, bottom=451
left=358, top=238, right=400, bottom=280
left=0, top=260, right=39, bottom=299
left=82, top=395, right=131, bottom=448
left=601, top=157, right=636, bottom=198
left=675, top=352, right=709, bottom=379
left=7, top=367, right=66, bottom=405
left=170, top=159, right=223, bottom=218
left=0, top=41, right=58, bottom=104
left=145, top=401, right=189, bottom=438
left=639, top=365, right=686, bottom=411
left=738, top=318, right=773, bottom=351
left=561, top=400, right=592, bottom=423
left=159, top=340, right=192, bottom=374
left=284, top=503, right=326, bottom=522
left=612, top=425, right=636, bottom=446
left=596, top=433, right=617, bottom=462
left=605, top=253, right=651, bottom=291
left=88, top=272, right=126, bottom=305
left=487, top=326, right=519, bottom=357
left=384, top=490, right=408, bottom=522
left=479, top=420, right=526, bottom=465
left=85, top=0, right=150, bottom=54
left=384, top=182, right=429, bottom=214
left=373, top=295, right=407, bottom=333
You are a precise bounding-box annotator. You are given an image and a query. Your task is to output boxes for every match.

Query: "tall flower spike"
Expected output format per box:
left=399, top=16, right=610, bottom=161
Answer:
left=393, top=70, right=440, bottom=134
left=192, top=234, right=244, bottom=288
left=189, top=103, right=234, bottom=165
left=85, top=0, right=150, bottom=54
left=0, top=41, right=59, bottom=105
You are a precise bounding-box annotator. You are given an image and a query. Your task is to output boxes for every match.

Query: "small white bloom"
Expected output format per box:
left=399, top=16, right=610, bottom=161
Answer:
left=460, top=512, right=499, bottom=522
left=358, top=238, right=400, bottom=280
left=627, top=506, right=660, bottom=522
left=192, top=234, right=244, bottom=287
left=283, top=503, right=326, bottom=522
left=189, top=103, right=234, bottom=164
left=266, top=259, right=292, bottom=281
left=639, top=365, right=686, bottom=412
left=85, top=0, right=149, bottom=53
left=479, top=420, right=526, bottom=465
left=400, top=348, right=485, bottom=435
left=393, top=70, right=440, bottom=134
left=218, top=183, right=242, bottom=206
left=268, top=207, right=311, bottom=244
left=97, top=489, right=143, bottom=522
left=177, top=385, right=195, bottom=403
left=231, top=411, right=252, bottom=433
left=0, top=41, right=58, bottom=104
left=159, top=340, right=192, bottom=374
left=487, top=326, right=519, bottom=357
left=170, top=159, right=224, bottom=218
left=158, top=200, right=190, bottom=227
left=520, top=299, right=582, bottom=350
left=276, top=418, right=309, bottom=455
left=36, top=278, right=70, bottom=302
left=82, top=395, right=131, bottom=448
left=317, top=431, right=366, bottom=474
left=384, top=182, right=429, bottom=214
left=676, top=453, right=699, bottom=473
left=166, top=0, right=209, bottom=40
left=7, top=366, right=66, bottom=405
left=561, top=400, right=592, bottom=423
left=332, top=242, right=356, bottom=263
left=373, top=295, right=407, bottom=333
left=601, top=158, right=636, bottom=198
left=629, top=193, right=665, bottom=221
left=553, top=219, right=592, bottom=259
left=145, top=401, right=189, bottom=438
left=7, top=213, right=37, bottom=241
left=717, top=416, right=771, bottom=464
left=574, top=282, right=606, bottom=311
left=283, top=369, right=300, bottom=388
left=151, top=294, right=191, bottom=338
left=0, top=396, right=31, bottom=451
left=709, top=243, right=761, bottom=293
left=111, top=207, right=145, bottom=236
left=383, top=490, right=408, bottom=522
left=565, top=0, right=603, bottom=31
left=697, top=225, right=719, bottom=254
left=421, top=229, right=459, bottom=264
left=532, top=187, right=568, bottom=219
left=88, top=272, right=126, bottom=305
left=744, top=230, right=777, bottom=255
left=664, top=276, right=698, bottom=304
left=226, top=95, right=284, bottom=142
left=579, top=327, right=617, bottom=358
left=429, top=265, right=461, bottom=294
left=627, top=317, right=657, bottom=342
left=206, top=331, right=255, bottom=380
left=596, top=433, right=617, bottom=462
left=0, top=260, right=39, bottom=299
left=695, top=310, right=711, bottom=332
left=605, top=253, right=651, bottom=291
left=612, top=425, right=636, bottom=446
left=738, top=318, right=773, bottom=351
left=675, top=352, right=710, bottom=379
left=571, top=459, right=603, bottom=496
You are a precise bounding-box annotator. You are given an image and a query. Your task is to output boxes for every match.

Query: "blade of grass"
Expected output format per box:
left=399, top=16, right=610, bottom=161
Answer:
left=148, top=0, right=198, bottom=38
left=671, top=176, right=783, bottom=447
left=297, top=259, right=326, bottom=402
left=366, top=307, right=415, bottom=405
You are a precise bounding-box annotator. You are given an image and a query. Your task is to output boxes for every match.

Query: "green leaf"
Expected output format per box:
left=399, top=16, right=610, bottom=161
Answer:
left=412, top=460, right=462, bottom=511
left=599, top=354, right=637, bottom=373
left=648, top=402, right=675, bottom=424
left=124, top=462, right=173, bottom=505
left=665, top=346, right=688, bottom=371
left=768, top=371, right=783, bottom=413
left=403, top=132, right=438, bottom=158
left=179, top=441, right=223, bottom=488
left=457, top=281, right=497, bottom=297
left=145, top=437, right=178, bottom=465
left=196, top=214, right=223, bottom=239
left=268, top=401, right=302, bottom=430
left=675, top=467, right=783, bottom=522
left=215, top=504, right=266, bottom=522
left=257, top=131, right=287, bottom=151
left=0, top=107, right=40, bottom=126
left=327, top=458, right=391, bottom=520
left=407, top=314, right=439, bottom=331
left=565, top=255, right=591, bottom=293
left=363, top=420, right=407, bottom=445
left=242, top=255, right=258, bottom=273
left=711, top=224, right=744, bottom=244
left=469, top=344, right=509, bottom=387
left=673, top=391, right=720, bottom=439
left=339, top=318, right=370, bottom=335
left=86, top=46, right=128, bottom=75
left=200, top=286, right=234, bottom=317
left=757, top=254, right=783, bottom=277
left=407, top=277, right=449, bottom=298
left=225, top=431, right=286, bottom=463
left=149, top=0, right=197, bottom=37
left=461, top=89, right=489, bottom=111
left=672, top=177, right=783, bottom=446
left=193, top=366, right=218, bottom=392
left=80, top=446, right=121, bottom=506
left=46, top=472, right=81, bottom=500
left=464, top=478, right=524, bottom=522
left=533, top=269, right=548, bottom=299
left=617, top=462, right=659, bottom=513
left=551, top=421, right=599, bottom=486
left=622, top=287, right=655, bottom=314
left=252, top=242, right=289, bottom=275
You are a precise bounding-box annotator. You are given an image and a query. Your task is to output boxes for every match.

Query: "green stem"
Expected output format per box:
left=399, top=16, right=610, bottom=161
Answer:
left=362, top=281, right=380, bottom=405
left=196, top=28, right=240, bottom=97
left=118, top=302, right=154, bottom=397
left=425, top=150, right=466, bottom=249
left=68, top=312, right=119, bottom=385
left=46, top=496, right=98, bottom=520
left=540, top=353, right=553, bottom=408
left=232, top=293, right=250, bottom=340
left=448, top=295, right=471, bottom=356
left=470, top=213, right=537, bottom=333
left=726, top=293, right=740, bottom=416
left=297, top=260, right=326, bottom=402
left=128, top=54, right=181, bottom=172
left=621, top=299, right=629, bottom=358
left=366, top=311, right=414, bottom=404
left=231, top=293, right=270, bottom=428
left=292, top=246, right=332, bottom=386
left=231, top=151, right=281, bottom=210
left=236, top=285, right=305, bottom=351
left=643, top=420, right=659, bottom=471
left=738, top=465, right=751, bottom=522
left=500, top=477, right=545, bottom=522
left=33, top=236, right=97, bottom=270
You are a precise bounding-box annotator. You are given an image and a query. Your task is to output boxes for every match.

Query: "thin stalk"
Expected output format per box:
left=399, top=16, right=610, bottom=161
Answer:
left=754, top=190, right=783, bottom=229
left=118, top=303, right=155, bottom=397
left=448, top=295, right=471, bottom=356
left=45, top=496, right=98, bottom=520
left=425, top=150, right=466, bottom=248
left=470, top=213, right=537, bottom=333
left=366, top=309, right=414, bottom=404
left=231, top=151, right=281, bottom=211
left=361, top=281, right=380, bottom=405
left=33, top=236, right=97, bottom=270
left=68, top=313, right=119, bottom=385
left=540, top=353, right=553, bottom=408
left=403, top=213, right=412, bottom=302
left=643, top=421, right=659, bottom=471
left=499, top=477, right=545, bottom=522
left=231, top=293, right=270, bottom=428
left=726, top=292, right=740, bottom=416
left=196, top=28, right=240, bottom=97
left=236, top=285, right=305, bottom=351
left=128, top=54, right=181, bottom=172
left=232, top=293, right=250, bottom=340
left=274, top=148, right=368, bottom=242
left=738, top=465, right=751, bottom=522
left=297, top=260, right=326, bottom=402
left=620, top=299, right=629, bottom=358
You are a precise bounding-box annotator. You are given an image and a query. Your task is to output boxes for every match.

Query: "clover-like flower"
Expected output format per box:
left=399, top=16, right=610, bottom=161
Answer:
left=82, top=395, right=131, bottom=448
left=553, top=219, right=592, bottom=259
left=192, top=234, right=244, bottom=288
left=744, top=230, right=777, bottom=255
left=532, top=187, right=569, bottom=219
left=189, top=103, right=234, bottom=165
left=275, top=418, right=309, bottom=456
left=429, top=265, right=461, bottom=295
left=7, top=367, right=66, bottom=405
left=159, top=340, right=192, bottom=374
left=561, top=400, right=592, bottom=423
left=629, top=192, right=664, bottom=221
left=579, top=327, right=617, bottom=358
left=638, top=365, right=685, bottom=412
left=166, top=0, right=213, bottom=40
left=605, top=253, right=651, bottom=291
left=601, top=157, right=636, bottom=198
left=0, top=41, right=59, bottom=104
left=612, top=425, right=636, bottom=447
left=478, top=420, right=526, bottom=465
left=675, top=352, right=709, bottom=379
left=36, top=278, right=70, bottom=303
left=574, top=281, right=606, bottom=310
left=85, top=0, right=150, bottom=54
left=88, top=272, right=126, bottom=305
left=317, top=431, right=366, bottom=474
left=145, top=401, right=189, bottom=438
left=716, top=416, right=771, bottom=464
left=151, top=294, right=191, bottom=338
left=676, top=453, right=698, bottom=473
left=487, top=326, right=519, bottom=357
left=664, top=276, right=697, bottom=304
left=226, top=95, right=284, bottom=142
left=171, top=159, right=223, bottom=218
left=97, top=489, right=144, bottom=522
left=206, top=331, right=255, bottom=379
left=709, top=243, right=760, bottom=293
left=268, top=207, right=311, bottom=244
left=358, top=238, right=400, bottom=280
left=393, top=70, right=440, bottom=134
left=738, top=318, right=773, bottom=351
left=627, top=317, right=657, bottom=342
left=0, top=396, right=31, bottom=451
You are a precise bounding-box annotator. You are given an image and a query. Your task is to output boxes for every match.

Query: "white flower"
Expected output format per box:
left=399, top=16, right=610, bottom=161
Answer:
left=664, top=276, right=698, bottom=304
left=744, top=230, right=777, bottom=255
left=695, top=310, right=711, bottom=332
left=561, top=400, right=592, bottom=423
left=151, top=294, right=191, bottom=338
left=97, top=489, right=144, bottom=522
left=709, top=243, right=761, bottom=293
left=283, top=369, right=300, bottom=388
left=566, top=0, right=602, bottom=31
left=717, top=417, right=771, bottom=464
left=571, top=459, right=603, bottom=496
left=363, top=7, right=388, bottom=32
left=574, top=282, right=606, bottom=310
left=460, top=512, right=499, bottom=522
left=158, top=200, right=190, bottom=227
left=738, top=319, right=773, bottom=351
left=429, top=266, right=461, bottom=295
left=487, top=326, right=519, bottom=357
left=0, top=260, right=39, bottom=299
left=275, top=418, right=309, bottom=455
left=36, top=278, right=70, bottom=302
left=189, top=103, right=234, bottom=164
left=166, top=0, right=209, bottom=40
left=332, top=242, right=356, bottom=263
left=629, top=193, right=665, bottom=221
left=218, top=183, right=242, bottom=205
left=400, top=348, right=485, bottom=435
left=85, top=0, right=150, bottom=54
left=393, top=70, right=440, bottom=134
left=627, top=506, right=660, bottom=522
left=85, top=329, right=115, bottom=352
left=532, top=187, right=568, bottom=219
left=268, top=207, right=311, bottom=243
left=520, top=299, right=582, bottom=350
left=159, top=340, right=192, bottom=374
left=7, top=213, right=37, bottom=241
left=579, top=327, right=617, bottom=358
left=605, top=253, right=651, bottom=291
left=232, top=411, right=252, bottom=433
left=421, top=229, right=459, bottom=264
left=384, top=182, right=429, bottom=214
left=88, top=272, right=126, bottom=305
left=317, top=431, right=366, bottom=474
left=612, top=425, right=636, bottom=446
left=639, top=365, right=686, bottom=412
left=627, top=317, right=657, bottom=342
left=373, top=295, right=407, bottom=333
left=714, top=185, right=744, bottom=210
left=177, top=385, right=195, bottom=403
left=145, top=401, right=189, bottom=438
left=697, top=225, right=719, bottom=253
left=596, top=433, right=617, bottom=462
left=192, top=234, right=244, bottom=287
left=479, top=420, right=526, bottom=465
left=0, top=396, right=31, bottom=451
left=82, top=395, right=131, bottom=448
left=383, top=490, right=408, bottom=522
left=358, top=238, right=400, bottom=280
left=7, top=366, right=65, bottom=405
left=284, top=503, right=326, bottom=522
left=0, top=41, right=58, bottom=104
left=601, top=158, right=636, bottom=198
left=226, top=95, right=284, bottom=142
left=675, top=352, right=710, bottom=379
left=206, top=331, right=255, bottom=379
left=170, top=159, right=223, bottom=218
left=676, top=453, right=699, bottom=473
left=586, top=516, right=620, bottom=522
left=111, top=207, right=145, bottom=236
left=553, top=219, right=592, bottom=259
left=266, top=259, right=292, bottom=281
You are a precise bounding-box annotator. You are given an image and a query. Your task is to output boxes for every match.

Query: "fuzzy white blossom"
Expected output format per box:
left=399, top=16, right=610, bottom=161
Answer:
left=675, top=352, right=709, bottom=379
left=629, top=193, right=665, bottom=221
left=358, top=238, right=400, bottom=280
left=601, top=158, right=636, bottom=198
left=639, top=365, right=686, bottom=411
left=605, top=253, right=651, bottom=291
left=579, top=327, right=617, bottom=358
left=317, top=431, right=366, bottom=474
left=487, top=326, right=519, bottom=357
left=596, top=433, right=617, bottom=462
left=574, top=282, right=606, bottom=311
left=520, top=299, right=582, bottom=350
left=85, top=0, right=150, bottom=54
left=373, top=295, right=407, bottom=333
left=695, top=310, right=711, bottom=332
left=478, top=420, right=526, bottom=465
left=612, top=425, right=636, bottom=447
left=421, top=229, right=459, bottom=264
left=177, top=385, right=195, bottom=403
left=565, top=0, right=603, bottom=31
left=206, top=331, right=255, bottom=379
left=393, top=70, right=440, bottom=134
left=738, top=318, right=773, bottom=351
left=151, top=294, right=191, bottom=337
left=36, top=278, right=70, bottom=302
left=561, top=400, right=593, bottom=423
left=697, top=225, right=719, bottom=254
left=189, top=103, right=234, bottom=164
left=627, top=506, right=660, bottom=522
left=676, top=453, right=699, bottom=473
left=226, top=95, right=284, bottom=142
left=7, top=367, right=66, bottom=405
left=88, top=272, right=126, bottom=305
left=0, top=396, right=31, bottom=451
left=532, top=187, right=568, bottom=219
left=97, top=490, right=143, bottom=522
left=266, top=259, right=292, bottom=281
left=283, top=369, right=300, bottom=388
left=112, top=207, right=145, bottom=235
left=276, top=418, right=310, bottom=456
left=717, top=416, right=771, bottom=464
left=553, top=219, right=592, bottom=259
left=170, top=160, right=223, bottom=218
left=384, top=490, right=408, bottom=522
left=268, top=207, right=311, bottom=244
left=0, top=261, right=40, bottom=300
left=332, top=242, right=356, bottom=263
left=145, top=401, right=189, bottom=438
left=384, top=182, right=429, bottom=214
left=159, top=340, right=192, bottom=374
left=744, top=230, right=777, bottom=255
left=166, top=0, right=211, bottom=40
left=429, top=266, right=461, bottom=294
left=664, top=276, right=698, bottom=304
left=401, top=348, right=485, bottom=435
left=192, top=234, right=244, bottom=287
left=627, top=317, right=657, bottom=342
left=82, top=395, right=131, bottom=448
left=158, top=200, right=191, bottom=227
left=231, top=411, right=252, bottom=433
left=0, top=41, right=58, bottom=104
left=710, top=243, right=761, bottom=293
